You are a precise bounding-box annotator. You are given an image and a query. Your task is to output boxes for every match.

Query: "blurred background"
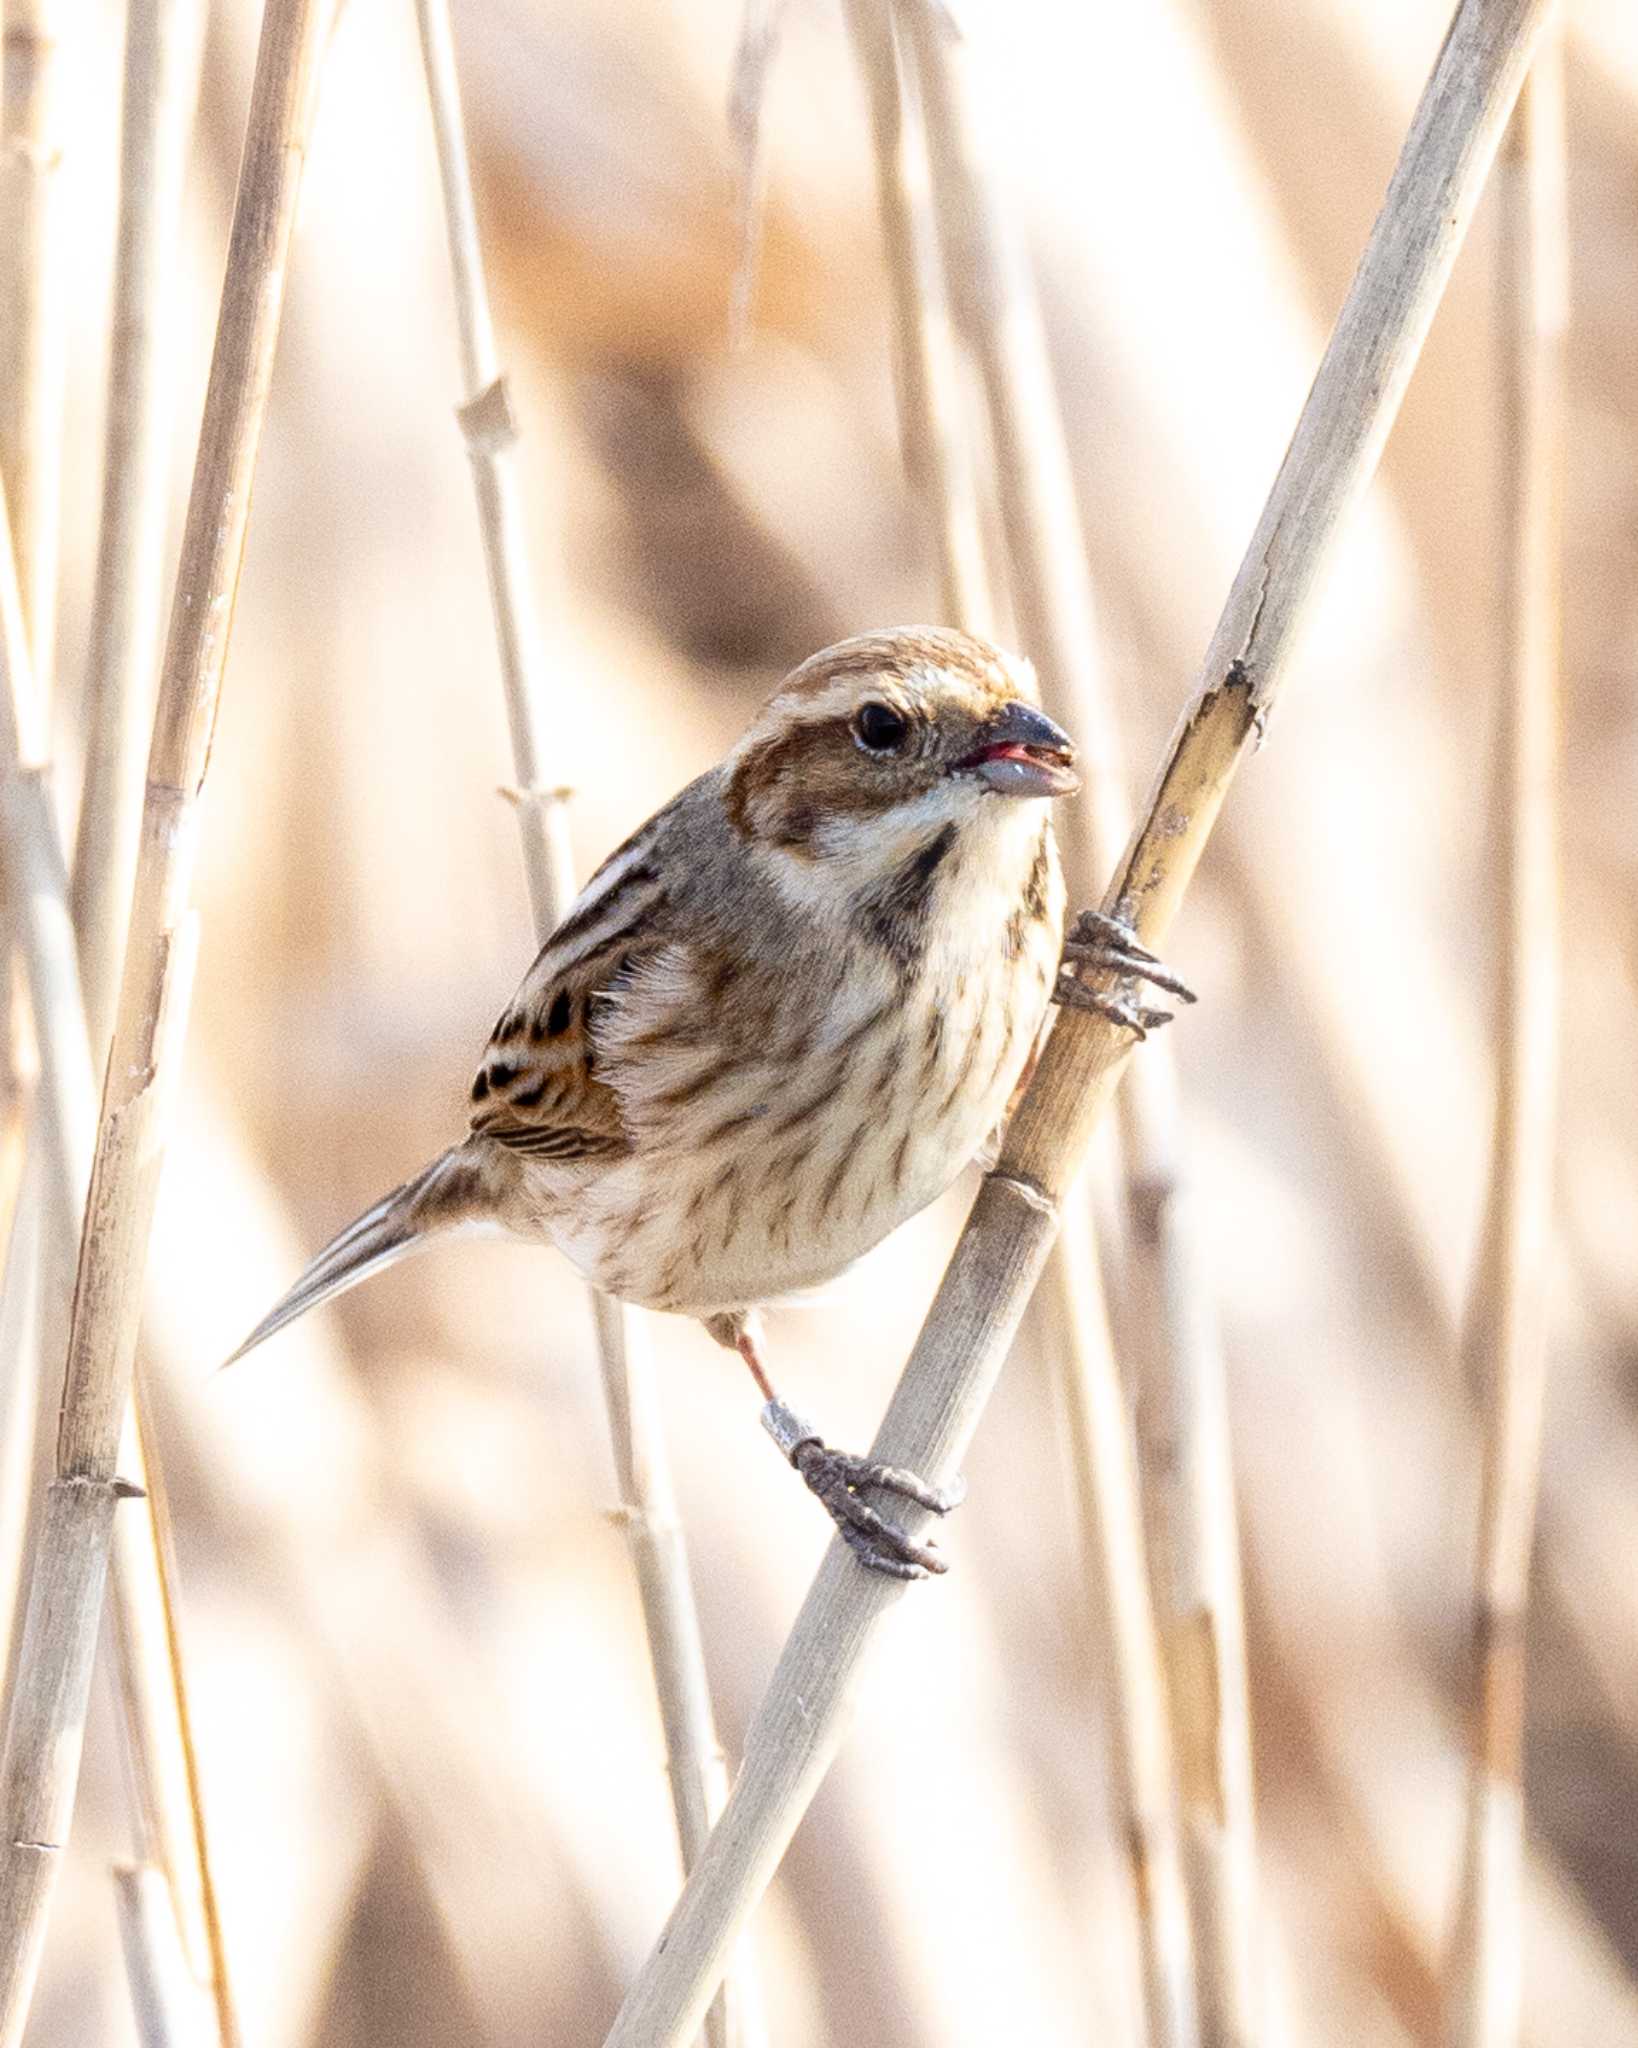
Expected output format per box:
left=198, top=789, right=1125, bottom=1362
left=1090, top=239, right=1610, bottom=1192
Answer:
left=7, top=0, right=1638, bottom=2040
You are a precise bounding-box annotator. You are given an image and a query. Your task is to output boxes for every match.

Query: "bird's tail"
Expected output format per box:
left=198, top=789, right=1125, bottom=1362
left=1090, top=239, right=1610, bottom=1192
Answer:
left=226, top=1145, right=493, bottom=1365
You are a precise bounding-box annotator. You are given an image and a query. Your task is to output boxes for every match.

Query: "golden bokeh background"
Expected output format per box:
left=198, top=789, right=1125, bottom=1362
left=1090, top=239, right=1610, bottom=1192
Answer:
left=10, top=0, right=1638, bottom=2041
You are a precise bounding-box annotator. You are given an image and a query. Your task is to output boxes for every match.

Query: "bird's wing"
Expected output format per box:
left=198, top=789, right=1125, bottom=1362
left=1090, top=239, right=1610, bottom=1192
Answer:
left=468, top=827, right=671, bottom=1160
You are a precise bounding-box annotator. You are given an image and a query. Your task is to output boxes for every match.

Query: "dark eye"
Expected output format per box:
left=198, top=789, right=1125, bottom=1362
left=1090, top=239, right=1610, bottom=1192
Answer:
left=854, top=701, right=909, bottom=753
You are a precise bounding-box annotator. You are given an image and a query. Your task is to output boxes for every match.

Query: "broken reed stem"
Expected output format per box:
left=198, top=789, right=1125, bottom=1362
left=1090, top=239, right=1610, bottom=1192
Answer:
left=898, top=4, right=1254, bottom=2037
left=73, top=0, right=203, bottom=1060
left=601, top=4, right=1552, bottom=2040
left=0, top=2, right=331, bottom=2037
left=842, top=0, right=988, bottom=632
left=408, top=8, right=748, bottom=2047
left=0, top=0, right=66, bottom=688
left=1440, top=34, right=1564, bottom=2048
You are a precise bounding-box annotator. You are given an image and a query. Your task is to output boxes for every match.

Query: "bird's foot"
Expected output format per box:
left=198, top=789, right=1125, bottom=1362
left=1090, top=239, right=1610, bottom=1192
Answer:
left=1054, top=909, right=1196, bottom=1041
left=761, top=1399, right=965, bottom=1581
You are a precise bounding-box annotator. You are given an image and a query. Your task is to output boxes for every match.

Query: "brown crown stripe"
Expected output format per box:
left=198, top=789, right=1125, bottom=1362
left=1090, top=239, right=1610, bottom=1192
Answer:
left=779, top=628, right=1018, bottom=701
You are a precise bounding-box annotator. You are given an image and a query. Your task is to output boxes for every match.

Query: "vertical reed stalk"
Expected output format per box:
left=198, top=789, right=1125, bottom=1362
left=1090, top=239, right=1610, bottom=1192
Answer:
left=898, top=2, right=1256, bottom=2035
left=1440, top=33, right=1565, bottom=2048
left=0, top=0, right=65, bottom=687
left=113, top=1863, right=213, bottom=2048
left=408, top=6, right=751, bottom=2045
left=73, top=0, right=203, bottom=1057
left=601, top=5, right=1552, bottom=2039
left=0, top=1, right=331, bottom=2035
left=842, top=0, right=988, bottom=632
left=67, top=3, right=238, bottom=2038
left=1049, top=1195, right=1200, bottom=2047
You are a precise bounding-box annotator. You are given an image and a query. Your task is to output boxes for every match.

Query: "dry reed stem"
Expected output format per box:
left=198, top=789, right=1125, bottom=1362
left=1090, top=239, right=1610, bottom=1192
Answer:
left=409, top=7, right=748, bottom=2045
left=898, top=4, right=1254, bottom=2036
left=112, top=1863, right=213, bottom=2048
left=67, top=1, right=237, bottom=2034
left=726, top=0, right=783, bottom=349
left=0, top=0, right=65, bottom=688
left=0, top=484, right=190, bottom=2045
left=0, top=1, right=330, bottom=2035
left=1440, top=33, right=1565, bottom=2048
left=842, top=0, right=988, bottom=632
left=72, top=0, right=204, bottom=1060
left=601, top=3, right=1552, bottom=2039
left=1048, top=1196, right=1199, bottom=2048
left=0, top=528, right=212, bottom=2048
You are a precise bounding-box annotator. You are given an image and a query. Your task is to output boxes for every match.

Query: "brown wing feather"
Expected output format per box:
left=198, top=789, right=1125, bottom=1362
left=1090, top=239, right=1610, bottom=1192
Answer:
left=469, top=935, right=642, bottom=1158
left=467, top=826, right=677, bottom=1159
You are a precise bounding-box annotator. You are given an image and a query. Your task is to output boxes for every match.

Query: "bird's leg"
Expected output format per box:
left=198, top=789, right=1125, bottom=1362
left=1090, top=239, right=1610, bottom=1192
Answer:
left=1054, top=907, right=1197, bottom=1042
left=714, top=1316, right=965, bottom=1581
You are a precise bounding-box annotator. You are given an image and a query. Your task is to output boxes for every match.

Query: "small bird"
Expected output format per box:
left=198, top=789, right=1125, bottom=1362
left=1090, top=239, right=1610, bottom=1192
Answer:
left=232, top=627, right=1189, bottom=1575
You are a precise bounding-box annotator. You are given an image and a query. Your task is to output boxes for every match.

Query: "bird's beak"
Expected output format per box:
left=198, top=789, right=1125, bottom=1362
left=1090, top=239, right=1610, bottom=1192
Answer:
left=957, top=701, right=1080, bottom=798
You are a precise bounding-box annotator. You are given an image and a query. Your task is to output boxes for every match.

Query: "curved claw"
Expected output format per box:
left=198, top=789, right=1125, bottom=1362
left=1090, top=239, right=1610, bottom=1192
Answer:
left=1056, top=908, right=1197, bottom=1030
left=762, top=1400, right=964, bottom=1578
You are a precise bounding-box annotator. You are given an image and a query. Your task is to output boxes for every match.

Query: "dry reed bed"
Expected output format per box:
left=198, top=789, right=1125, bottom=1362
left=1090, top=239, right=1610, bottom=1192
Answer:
left=0, top=0, right=1632, bottom=2042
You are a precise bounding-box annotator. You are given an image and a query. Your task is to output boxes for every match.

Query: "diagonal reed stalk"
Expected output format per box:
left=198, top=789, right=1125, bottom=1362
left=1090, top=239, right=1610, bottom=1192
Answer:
left=0, top=0, right=331, bottom=2036
left=895, top=3, right=1260, bottom=2038
left=408, top=6, right=752, bottom=2046
left=1440, top=31, right=1564, bottom=2048
left=600, top=3, right=1554, bottom=2040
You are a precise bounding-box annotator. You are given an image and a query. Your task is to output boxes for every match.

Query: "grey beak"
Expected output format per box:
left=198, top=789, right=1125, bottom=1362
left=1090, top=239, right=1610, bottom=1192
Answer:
left=958, top=700, right=1080, bottom=798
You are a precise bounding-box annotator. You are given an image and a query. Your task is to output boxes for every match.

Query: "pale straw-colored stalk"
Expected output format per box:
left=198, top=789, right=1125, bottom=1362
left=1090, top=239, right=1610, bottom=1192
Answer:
left=1440, top=30, right=1564, bottom=2048
left=0, top=0, right=65, bottom=688
left=113, top=1862, right=213, bottom=2048
left=67, top=0, right=236, bottom=2035
left=0, top=0, right=331, bottom=2036
left=408, top=5, right=751, bottom=2045
left=73, top=0, right=203, bottom=1057
left=898, top=2, right=1255, bottom=2035
left=841, top=0, right=988, bottom=633
left=600, top=4, right=1553, bottom=2039
left=0, top=534, right=236, bottom=2045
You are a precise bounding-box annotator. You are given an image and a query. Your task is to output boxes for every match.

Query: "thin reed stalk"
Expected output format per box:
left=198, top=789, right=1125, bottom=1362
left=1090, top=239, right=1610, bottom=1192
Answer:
left=1048, top=1195, right=1199, bottom=2047
left=64, top=2, right=239, bottom=2036
left=0, top=2, right=331, bottom=2036
left=408, top=7, right=751, bottom=2045
left=601, top=4, right=1553, bottom=2039
left=897, top=3, right=1256, bottom=2035
left=1440, top=34, right=1565, bottom=2048
left=73, top=0, right=203, bottom=1060
left=113, top=1863, right=213, bottom=2048
left=842, top=0, right=988, bottom=632
left=0, top=0, right=65, bottom=687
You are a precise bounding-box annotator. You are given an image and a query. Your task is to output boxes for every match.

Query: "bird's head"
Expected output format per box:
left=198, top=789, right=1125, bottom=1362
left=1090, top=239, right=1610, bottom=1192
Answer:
left=724, top=628, right=1078, bottom=886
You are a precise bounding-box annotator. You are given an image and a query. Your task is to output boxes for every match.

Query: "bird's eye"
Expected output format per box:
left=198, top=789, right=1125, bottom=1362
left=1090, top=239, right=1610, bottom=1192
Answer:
left=853, top=702, right=910, bottom=753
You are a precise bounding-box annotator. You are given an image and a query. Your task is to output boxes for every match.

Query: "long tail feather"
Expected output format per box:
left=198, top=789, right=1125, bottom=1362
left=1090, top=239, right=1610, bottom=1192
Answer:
left=226, top=1147, right=487, bottom=1365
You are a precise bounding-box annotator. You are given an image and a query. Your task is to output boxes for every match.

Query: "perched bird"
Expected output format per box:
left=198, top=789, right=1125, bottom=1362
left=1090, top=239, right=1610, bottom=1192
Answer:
left=231, top=627, right=1188, bottom=1575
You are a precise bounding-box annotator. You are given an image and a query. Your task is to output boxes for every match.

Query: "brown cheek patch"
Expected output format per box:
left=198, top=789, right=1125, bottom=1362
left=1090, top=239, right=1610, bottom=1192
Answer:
left=725, top=720, right=918, bottom=851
